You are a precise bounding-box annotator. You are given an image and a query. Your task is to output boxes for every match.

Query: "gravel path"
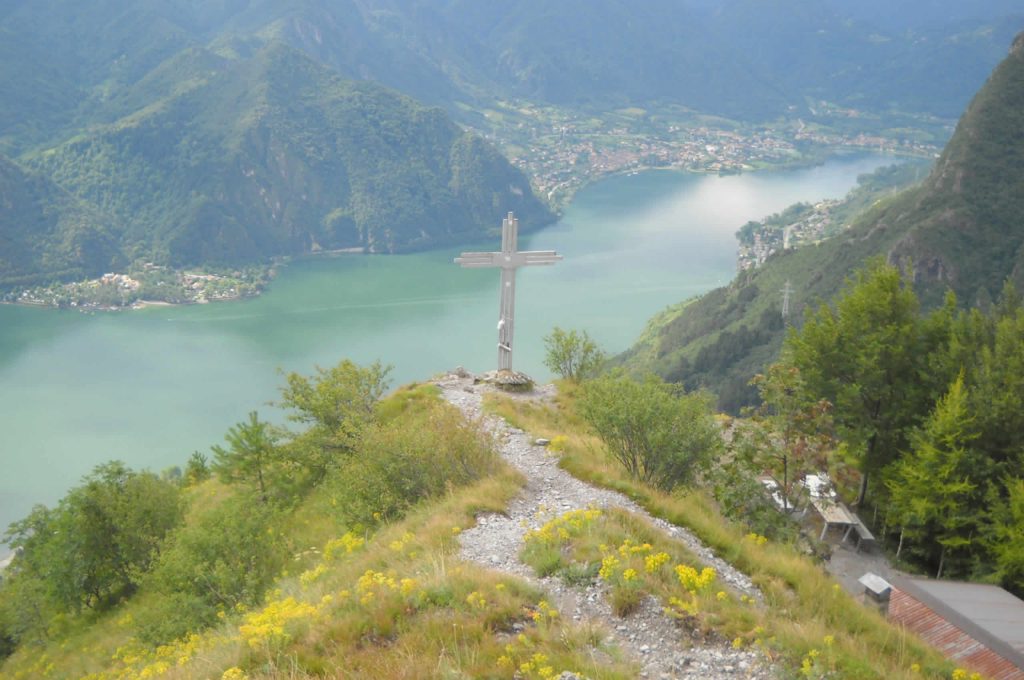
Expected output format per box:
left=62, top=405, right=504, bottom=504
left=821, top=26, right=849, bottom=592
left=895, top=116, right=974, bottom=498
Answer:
left=436, top=371, right=775, bottom=680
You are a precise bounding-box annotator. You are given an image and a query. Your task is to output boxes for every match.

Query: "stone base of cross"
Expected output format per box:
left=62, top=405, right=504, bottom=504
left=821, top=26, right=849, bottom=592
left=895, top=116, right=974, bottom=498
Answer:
left=455, top=212, right=562, bottom=372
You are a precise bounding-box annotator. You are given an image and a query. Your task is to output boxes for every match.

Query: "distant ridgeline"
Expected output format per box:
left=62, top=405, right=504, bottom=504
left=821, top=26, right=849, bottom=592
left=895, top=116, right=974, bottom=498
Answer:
left=0, top=0, right=1020, bottom=289
left=0, top=40, right=551, bottom=289
left=622, top=32, right=1024, bottom=413
left=1, top=0, right=1011, bottom=125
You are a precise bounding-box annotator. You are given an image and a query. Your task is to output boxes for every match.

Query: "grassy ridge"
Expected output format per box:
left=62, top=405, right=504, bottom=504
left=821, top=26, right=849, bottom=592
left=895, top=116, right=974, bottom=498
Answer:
left=0, top=387, right=635, bottom=680
left=485, top=384, right=964, bottom=680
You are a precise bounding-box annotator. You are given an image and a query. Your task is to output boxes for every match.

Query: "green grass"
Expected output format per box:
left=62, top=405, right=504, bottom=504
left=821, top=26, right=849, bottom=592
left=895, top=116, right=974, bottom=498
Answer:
left=1, top=465, right=638, bottom=680
left=0, top=377, right=641, bottom=680
left=485, top=385, right=965, bottom=680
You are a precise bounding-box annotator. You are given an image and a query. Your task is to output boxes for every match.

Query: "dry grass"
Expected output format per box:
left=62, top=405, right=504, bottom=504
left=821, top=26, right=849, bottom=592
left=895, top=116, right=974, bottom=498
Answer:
left=1, top=467, right=636, bottom=680
left=485, top=384, right=962, bottom=680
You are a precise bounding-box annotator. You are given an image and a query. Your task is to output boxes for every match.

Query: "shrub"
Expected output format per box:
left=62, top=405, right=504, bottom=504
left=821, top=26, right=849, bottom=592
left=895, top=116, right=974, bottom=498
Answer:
left=329, top=403, right=497, bottom=524
left=578, top=373, right=721, bottom=490
left=2, top=462, right=184, bottom=614
left=147, top=495, right=285, bottom=632
left=133, top=592, right=216, bottom=645
left=543, top=327, right=606, bottom=382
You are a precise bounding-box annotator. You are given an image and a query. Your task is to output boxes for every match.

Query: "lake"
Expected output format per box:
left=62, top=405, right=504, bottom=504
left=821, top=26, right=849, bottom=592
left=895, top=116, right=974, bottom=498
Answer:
left=0, top=154, right=895, bottom=548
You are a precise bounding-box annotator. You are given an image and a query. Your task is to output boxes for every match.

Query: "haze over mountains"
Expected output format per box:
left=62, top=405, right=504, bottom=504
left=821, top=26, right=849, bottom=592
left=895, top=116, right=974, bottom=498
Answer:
left=623, top=32, right=1024, bottom=411
left=0, top=0, right=1019, bottom=288
left=3, top=0, right=1017, bottom=136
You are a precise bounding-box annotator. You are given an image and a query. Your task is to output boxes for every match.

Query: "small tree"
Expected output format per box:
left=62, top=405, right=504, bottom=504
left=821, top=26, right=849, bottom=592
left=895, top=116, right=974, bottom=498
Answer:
left=277, top=359, right=391, bottom=485
left=543, top=327, right=605, bottom=382
left=735, top=363, right=834, bottom=512
left=987, top=479, right=1024, bottom=593
left=578, top=372, right=720, bottom=490
left=211, top=411, right=278, bottom=502
left=184, top=451, right=211, bottom=485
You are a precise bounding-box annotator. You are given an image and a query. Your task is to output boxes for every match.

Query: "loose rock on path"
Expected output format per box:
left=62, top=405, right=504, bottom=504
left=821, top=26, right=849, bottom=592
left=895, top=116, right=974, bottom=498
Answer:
left=436, top=371, right=775, bottom=679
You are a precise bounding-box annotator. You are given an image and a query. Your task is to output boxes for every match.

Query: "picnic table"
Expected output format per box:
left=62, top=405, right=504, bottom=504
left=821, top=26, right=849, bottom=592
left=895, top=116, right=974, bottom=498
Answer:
left=812, top=498, right=856, bottom=541
left=811, top=499, right=875, bottom=552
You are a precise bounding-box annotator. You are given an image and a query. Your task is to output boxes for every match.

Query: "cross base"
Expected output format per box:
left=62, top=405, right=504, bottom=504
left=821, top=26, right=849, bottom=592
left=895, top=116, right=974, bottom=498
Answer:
left=479, top=369, right=535, bottom=392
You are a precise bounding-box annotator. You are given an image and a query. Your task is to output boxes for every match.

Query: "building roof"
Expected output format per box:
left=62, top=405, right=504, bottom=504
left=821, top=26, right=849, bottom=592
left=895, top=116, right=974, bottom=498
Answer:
left=892, top=576, right=1024, bottom=669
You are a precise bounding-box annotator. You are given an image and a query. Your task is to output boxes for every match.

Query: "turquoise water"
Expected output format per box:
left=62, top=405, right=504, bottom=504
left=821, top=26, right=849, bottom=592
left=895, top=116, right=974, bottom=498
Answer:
left=0, top=155, right=894, bottom=545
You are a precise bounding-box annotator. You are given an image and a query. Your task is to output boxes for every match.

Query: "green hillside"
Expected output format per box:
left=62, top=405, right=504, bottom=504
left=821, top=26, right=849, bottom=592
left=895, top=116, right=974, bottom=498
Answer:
left=1, top=42, right=550, bottom=285
left=621, top=32, right=1024, bottom=412
left=0, top=154, right=121, bottom=288
left=0, top=366, right=962, bottom=680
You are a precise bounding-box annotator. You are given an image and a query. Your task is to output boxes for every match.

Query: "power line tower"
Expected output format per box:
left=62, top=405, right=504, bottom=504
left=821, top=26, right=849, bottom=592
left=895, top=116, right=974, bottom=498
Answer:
left=781, top=280, right=794, bottom=320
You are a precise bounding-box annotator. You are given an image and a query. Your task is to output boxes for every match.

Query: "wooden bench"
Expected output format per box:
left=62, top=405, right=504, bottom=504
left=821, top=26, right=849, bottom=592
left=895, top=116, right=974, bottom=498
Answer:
left=841, top=504, right=875, bottom=552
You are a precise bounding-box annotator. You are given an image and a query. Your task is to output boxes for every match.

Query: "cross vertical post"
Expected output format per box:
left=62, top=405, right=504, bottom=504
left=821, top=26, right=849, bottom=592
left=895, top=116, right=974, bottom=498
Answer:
left=455, top=212, right=562, bottom=372
left=781, top=280, right=794, bottom=319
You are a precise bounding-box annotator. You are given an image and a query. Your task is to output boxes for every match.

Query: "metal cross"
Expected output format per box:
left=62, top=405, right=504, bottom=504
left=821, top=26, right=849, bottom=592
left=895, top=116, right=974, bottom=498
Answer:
left=455, top=212, right=562, bottom=371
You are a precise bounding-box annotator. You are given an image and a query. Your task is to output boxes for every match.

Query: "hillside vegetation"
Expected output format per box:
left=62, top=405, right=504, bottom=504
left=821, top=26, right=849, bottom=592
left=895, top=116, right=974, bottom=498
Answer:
left=623, top=32, right=1024, bottom=412
left=0, top=36, right=550, bottom=288
left=0, top=1, right=1017, bottom=289
left=0, top=360, right=971, bottom=680
left=0, top=365, right=632, bottom=678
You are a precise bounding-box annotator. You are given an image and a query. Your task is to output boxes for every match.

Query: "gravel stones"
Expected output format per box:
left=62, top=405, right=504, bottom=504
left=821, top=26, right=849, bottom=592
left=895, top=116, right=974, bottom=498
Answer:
left=436, top=371, right=775, bottom=679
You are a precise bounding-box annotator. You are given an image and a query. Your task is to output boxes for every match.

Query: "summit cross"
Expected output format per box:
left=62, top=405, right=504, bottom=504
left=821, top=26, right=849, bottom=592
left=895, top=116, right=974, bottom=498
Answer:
left=455, top=212, right=562, bottom=371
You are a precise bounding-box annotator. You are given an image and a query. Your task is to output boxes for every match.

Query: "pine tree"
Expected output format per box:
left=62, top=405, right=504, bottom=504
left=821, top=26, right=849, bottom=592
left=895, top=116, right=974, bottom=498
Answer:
left=886, top=375, right=979, bottom=577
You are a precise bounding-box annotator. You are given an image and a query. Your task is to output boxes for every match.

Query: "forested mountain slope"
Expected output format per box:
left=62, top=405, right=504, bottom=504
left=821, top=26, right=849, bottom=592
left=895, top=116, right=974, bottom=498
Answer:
left=0, top=154, right=121, bottom=287
left=237, top=0, right=1023, bottom=121
left=0, top=0, right=1016, bottom=286
left=621, top=32, right=1024, bottom=411
left=0, top=41, right=550, bottom=286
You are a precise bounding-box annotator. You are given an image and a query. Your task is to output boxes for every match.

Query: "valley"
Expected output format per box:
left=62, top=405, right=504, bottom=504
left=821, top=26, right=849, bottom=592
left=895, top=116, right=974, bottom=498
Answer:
left=0, top=155, right=892, bottom=554
left=3, top=4, right=1024, bottom=677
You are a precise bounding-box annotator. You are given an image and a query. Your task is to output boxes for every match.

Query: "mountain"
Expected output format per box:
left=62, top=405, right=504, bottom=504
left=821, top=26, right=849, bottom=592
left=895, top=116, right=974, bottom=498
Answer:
left=0, top=154, right=121, bottom=288
left=0, top=1, right=1017, bottom=286
left=0, top=0, right=1018, bottom=149
left=620, top=32, right=1024, bottom=412
left=269, top=0, right=1019, bottom=122
left=1, top=42, right=550, bottom=284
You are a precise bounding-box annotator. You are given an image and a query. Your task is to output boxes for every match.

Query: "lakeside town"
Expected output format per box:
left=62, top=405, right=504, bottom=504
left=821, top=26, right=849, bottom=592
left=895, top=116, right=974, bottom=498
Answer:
left=733, top=158, right=930, bottom=271
left=4, top=264, right=271, bottom=311
left=5, top=107, right=944, bottom=312
left=735, top=200, right=841, bottom=271
left=472, top=100, right=944, bottom=208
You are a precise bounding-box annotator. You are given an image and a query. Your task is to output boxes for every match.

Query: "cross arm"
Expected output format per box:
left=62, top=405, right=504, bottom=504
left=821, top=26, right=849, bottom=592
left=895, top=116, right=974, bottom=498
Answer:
left=519, top=251, right=563, bottom=266
left=454, top=252, right=501, bottom=268
left=455, top=250, right=563, bottom=268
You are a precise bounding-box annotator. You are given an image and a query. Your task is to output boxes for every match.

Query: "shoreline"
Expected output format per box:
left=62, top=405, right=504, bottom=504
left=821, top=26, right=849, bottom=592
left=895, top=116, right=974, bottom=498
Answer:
left=541, top=145, right=926, bottom=212
left=2, top=149, right=919, bottom=315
